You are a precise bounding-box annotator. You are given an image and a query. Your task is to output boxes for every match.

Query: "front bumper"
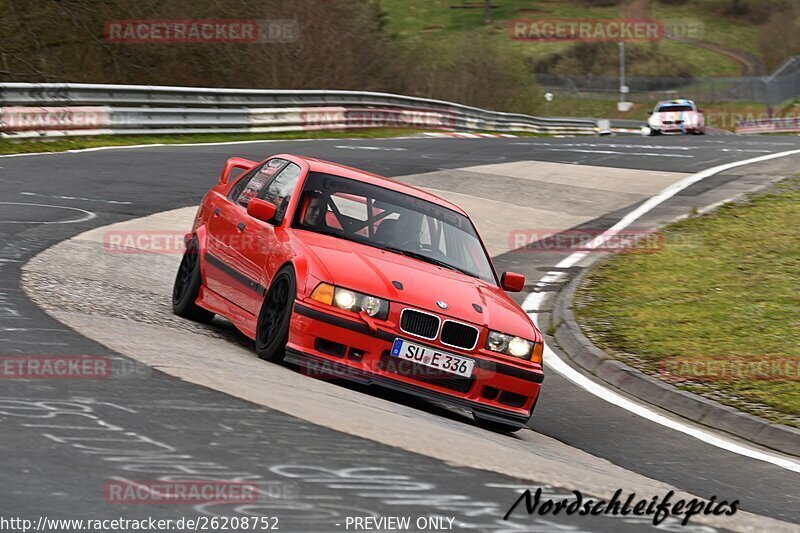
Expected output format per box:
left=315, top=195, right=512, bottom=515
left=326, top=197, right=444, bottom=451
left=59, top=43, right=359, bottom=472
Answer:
left=288, top=301, right=543, bottom=427
left=654, top=125, right=702, bottom=134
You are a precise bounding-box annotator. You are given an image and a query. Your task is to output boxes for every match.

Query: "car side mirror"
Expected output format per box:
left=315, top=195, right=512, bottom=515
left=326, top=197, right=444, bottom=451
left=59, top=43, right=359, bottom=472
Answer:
left=501, top=272, right=525, bottom=292
left=247, top=198, right=277, bottom=224
left=220, top=157, right=257, bottom=185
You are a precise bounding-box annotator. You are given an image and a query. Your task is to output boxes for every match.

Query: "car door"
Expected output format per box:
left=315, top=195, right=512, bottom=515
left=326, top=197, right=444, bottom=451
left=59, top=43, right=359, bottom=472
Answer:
left=205, top=158, right=288, bottom=311
left=238, top=161, right=304, bottom=315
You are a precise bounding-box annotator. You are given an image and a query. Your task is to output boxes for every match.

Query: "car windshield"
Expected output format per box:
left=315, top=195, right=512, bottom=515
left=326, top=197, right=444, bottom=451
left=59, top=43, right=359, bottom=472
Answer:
left=293, top=172, right=497, bottom=284
left=657, top=104, right=694, bottom=112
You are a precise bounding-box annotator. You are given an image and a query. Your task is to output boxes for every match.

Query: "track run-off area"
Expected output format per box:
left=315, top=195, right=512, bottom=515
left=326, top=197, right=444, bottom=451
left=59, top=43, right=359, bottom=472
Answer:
left=2, top=134, right=799, bottom=532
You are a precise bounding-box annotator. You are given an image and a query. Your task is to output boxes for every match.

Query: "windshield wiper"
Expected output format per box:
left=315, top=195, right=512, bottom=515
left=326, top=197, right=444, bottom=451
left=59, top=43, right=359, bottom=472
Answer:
left=380, top=246, right=473, bottom=277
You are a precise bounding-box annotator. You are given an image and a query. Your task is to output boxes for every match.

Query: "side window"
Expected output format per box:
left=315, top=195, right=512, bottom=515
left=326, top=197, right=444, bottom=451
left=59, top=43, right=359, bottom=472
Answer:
left=259, top=163, right=303, bottom=224
left=229, top=158, right=287, bottom=207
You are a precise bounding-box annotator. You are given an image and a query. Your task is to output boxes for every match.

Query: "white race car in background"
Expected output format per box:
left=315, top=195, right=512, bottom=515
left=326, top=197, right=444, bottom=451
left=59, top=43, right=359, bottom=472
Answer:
left=644, top=99, right=705, bottom=136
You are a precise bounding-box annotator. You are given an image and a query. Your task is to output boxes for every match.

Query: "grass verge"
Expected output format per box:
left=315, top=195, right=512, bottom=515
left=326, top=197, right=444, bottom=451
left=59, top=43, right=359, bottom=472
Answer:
left=0, top=129, right=431, bottom=156
left=575, top=177, right=800, bottom=427
left=380, top=0, right=754, bottom=77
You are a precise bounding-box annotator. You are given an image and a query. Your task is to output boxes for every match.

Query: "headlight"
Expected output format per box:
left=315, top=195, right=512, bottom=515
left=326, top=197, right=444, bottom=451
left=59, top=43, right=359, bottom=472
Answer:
left=361, top=296, right=384, bottom=317
left=334, top=288, right=356, bottom=309
left=508, top=337, right=532, bottom=357
left=486, top=330, right=534, bottom=360
left=310, top=283, right=389, bottom=320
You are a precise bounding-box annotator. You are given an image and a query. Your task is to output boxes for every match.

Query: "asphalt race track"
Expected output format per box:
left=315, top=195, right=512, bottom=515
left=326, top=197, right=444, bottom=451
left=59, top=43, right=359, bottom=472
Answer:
left=2, top=134, right=799, bottom=532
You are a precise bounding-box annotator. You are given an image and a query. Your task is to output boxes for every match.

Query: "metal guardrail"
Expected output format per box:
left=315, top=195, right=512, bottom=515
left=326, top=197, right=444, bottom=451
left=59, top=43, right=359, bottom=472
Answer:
left=0, top=82, right=631, bottom=138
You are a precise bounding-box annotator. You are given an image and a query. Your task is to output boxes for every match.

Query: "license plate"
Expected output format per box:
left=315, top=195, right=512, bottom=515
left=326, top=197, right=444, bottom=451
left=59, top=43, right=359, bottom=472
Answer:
left=390, top=338, right=474, bottom=378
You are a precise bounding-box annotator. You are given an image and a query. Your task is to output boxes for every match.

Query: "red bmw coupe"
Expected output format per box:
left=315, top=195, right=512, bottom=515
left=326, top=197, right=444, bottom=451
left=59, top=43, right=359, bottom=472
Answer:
left=173, top=154, right=544, bottom=431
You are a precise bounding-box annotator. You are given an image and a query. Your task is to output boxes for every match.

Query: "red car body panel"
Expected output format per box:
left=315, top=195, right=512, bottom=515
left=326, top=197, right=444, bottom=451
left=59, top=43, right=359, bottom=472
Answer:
left=188, top=154, right=544, bottom=425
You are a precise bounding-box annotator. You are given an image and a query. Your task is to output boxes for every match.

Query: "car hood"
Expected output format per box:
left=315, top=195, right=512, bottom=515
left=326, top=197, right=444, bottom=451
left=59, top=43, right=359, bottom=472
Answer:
left=297, top=232, right=540, bottom=341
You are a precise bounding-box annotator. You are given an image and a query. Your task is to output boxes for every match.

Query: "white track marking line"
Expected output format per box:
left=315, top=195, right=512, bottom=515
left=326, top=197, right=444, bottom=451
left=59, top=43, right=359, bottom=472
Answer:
left=335, top=145, right=407, bottom=151
left=719, top=148, right=772, bottom=153
left=513, top=142, right=696, bottom=151
left=538, top=148, right=694, bottom=158
left=0, top=328, right=69, bottom=332
left=514, top=142, right=775, bottom=154
left=523, top=148, right=800, bottom=473
left=0, top=202, right=97, bottom=224
left=20, top=191, right=133, bottom=205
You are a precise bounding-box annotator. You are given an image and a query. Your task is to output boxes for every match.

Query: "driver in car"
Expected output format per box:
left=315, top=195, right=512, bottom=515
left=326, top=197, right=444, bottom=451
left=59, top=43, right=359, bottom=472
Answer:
left=375, top=210, right=423, bottom=249
left=392, top=211, right=423, bottom=249
left=301, top=191, right=327, bottom=230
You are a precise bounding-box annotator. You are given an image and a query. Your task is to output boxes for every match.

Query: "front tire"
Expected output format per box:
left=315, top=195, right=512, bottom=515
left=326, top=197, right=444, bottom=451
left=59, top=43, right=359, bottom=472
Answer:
left=172, top=237, right=215, bottom=323
left=255, top=266, right=296, bottom=363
